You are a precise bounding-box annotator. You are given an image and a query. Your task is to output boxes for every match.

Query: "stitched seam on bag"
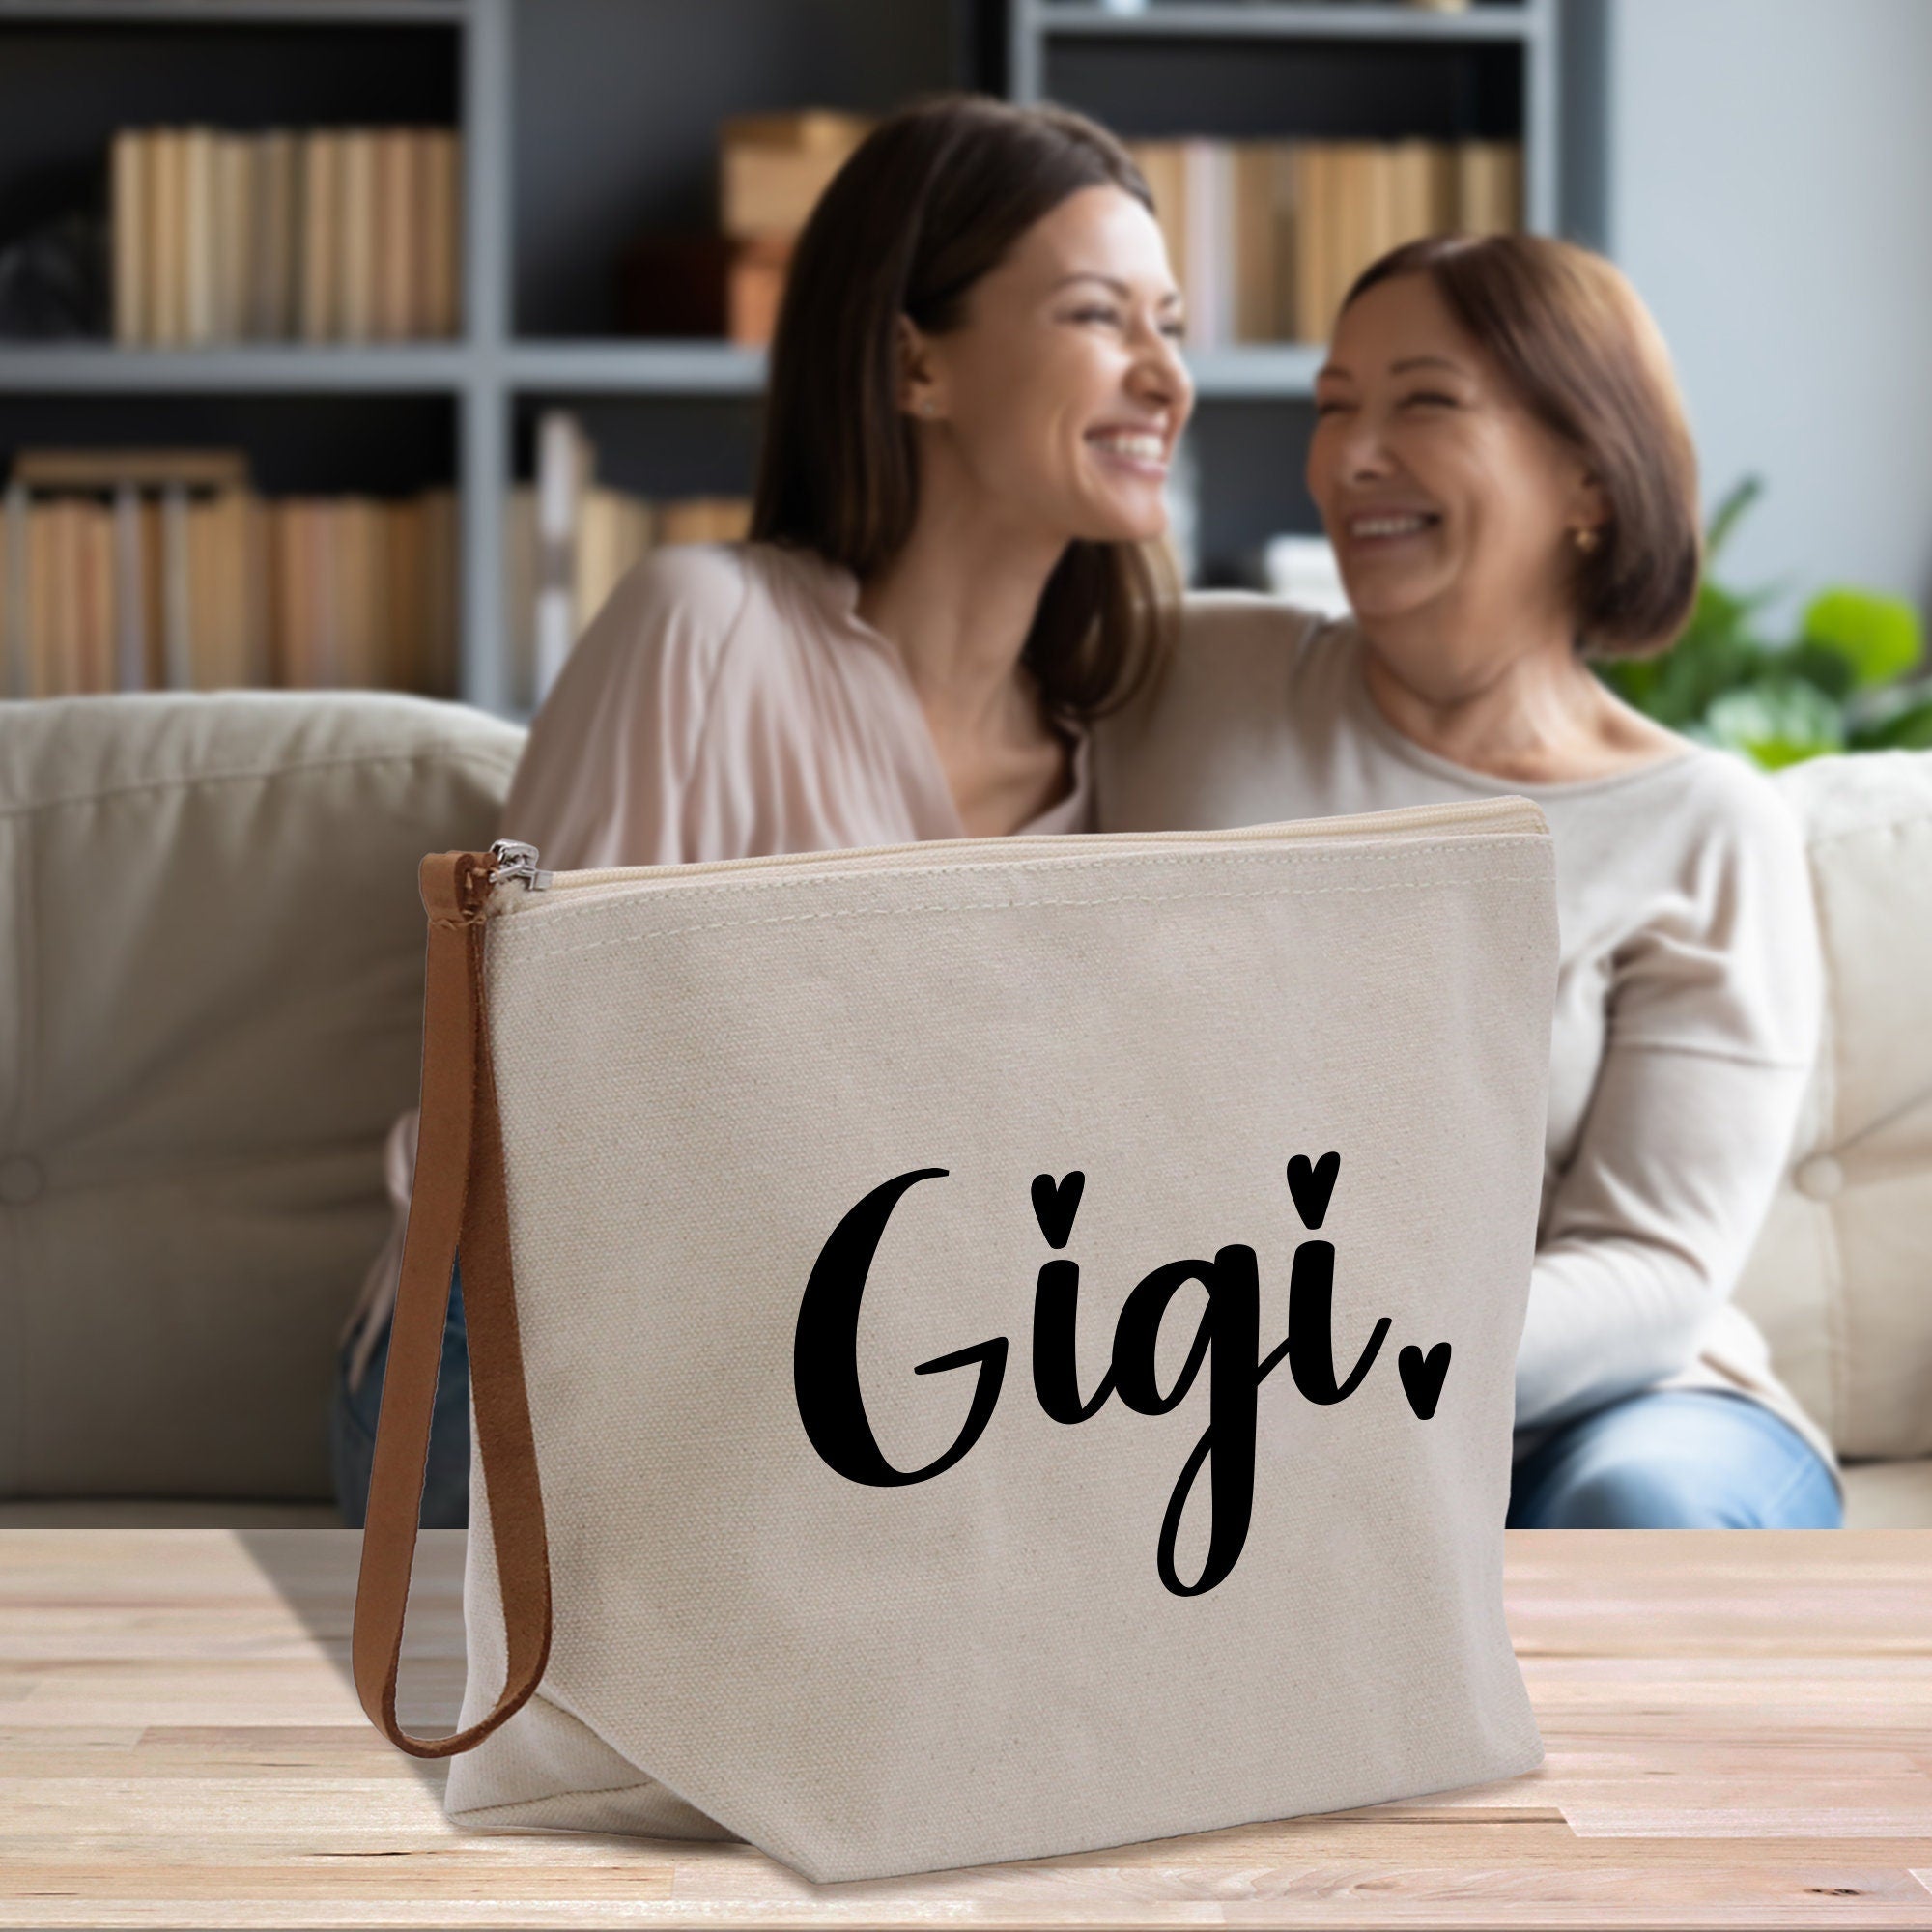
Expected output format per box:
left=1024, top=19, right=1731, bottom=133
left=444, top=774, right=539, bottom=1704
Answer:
left=504, top=838, right=1554, bottom=928
left=588, top=838, right=1544, bottom=895
left=503, top=870, right=1556, bottom=963
left=454, top=1776, right=669, bottom=1817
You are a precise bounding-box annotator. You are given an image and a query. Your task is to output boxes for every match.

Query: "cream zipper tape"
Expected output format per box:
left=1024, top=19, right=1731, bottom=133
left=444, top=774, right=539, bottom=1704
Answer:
left=482, top=795, right=1548, bottom=917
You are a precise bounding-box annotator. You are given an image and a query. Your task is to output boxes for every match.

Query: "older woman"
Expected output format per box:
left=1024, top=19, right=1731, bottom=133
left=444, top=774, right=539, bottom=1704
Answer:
left=1094, top=234, right=1842, bottom=1528
left=328, top=94, right=1193, bottom=1527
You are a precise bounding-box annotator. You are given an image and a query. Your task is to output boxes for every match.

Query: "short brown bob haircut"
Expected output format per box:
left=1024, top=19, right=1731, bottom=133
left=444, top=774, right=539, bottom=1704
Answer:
left=751, top=93, right=1178, bottom=721
left=1341, top=233, right=1701, bottom=659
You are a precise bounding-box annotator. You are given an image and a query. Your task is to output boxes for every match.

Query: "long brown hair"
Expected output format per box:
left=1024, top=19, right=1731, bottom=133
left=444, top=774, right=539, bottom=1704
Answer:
left=751, top=93, right=1177, bottom=720
left=1342, top=234, right=1701, bottom=658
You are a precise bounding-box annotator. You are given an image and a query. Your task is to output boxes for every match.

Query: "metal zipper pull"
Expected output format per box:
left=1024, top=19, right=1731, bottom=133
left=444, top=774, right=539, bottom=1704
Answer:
left=489, top=838, right=553, bottom=891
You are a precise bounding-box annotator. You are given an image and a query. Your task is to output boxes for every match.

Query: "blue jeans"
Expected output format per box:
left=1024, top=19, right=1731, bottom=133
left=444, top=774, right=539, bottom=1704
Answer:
left=329, top=1259, right=472, bottom=1528
left=1506, top=1387, right=1843, bottom=1528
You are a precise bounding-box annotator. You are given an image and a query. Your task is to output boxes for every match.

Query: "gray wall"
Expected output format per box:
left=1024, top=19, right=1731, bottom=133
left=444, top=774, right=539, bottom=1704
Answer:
left=1601, top=0, right=1932, bottom=631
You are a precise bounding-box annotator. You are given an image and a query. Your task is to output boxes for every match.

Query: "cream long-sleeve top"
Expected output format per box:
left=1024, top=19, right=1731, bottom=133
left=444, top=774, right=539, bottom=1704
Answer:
left=340, top=539, right=1094, bottom=1388
left=1091, top=592, right=1841, bottom=1500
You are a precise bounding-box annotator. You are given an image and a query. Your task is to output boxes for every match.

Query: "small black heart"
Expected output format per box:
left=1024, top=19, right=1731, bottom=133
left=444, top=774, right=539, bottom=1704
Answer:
left=1398, top=1341, right=1452, bottom=1421
left=1285, top=1151, right=1341, bottom=1230
left=1030, top=1170, right=1085, bottom=1250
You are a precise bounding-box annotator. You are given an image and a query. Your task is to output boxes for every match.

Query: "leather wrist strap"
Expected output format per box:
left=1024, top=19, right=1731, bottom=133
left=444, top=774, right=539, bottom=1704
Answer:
left=352, top=851, right=553, bottom=1757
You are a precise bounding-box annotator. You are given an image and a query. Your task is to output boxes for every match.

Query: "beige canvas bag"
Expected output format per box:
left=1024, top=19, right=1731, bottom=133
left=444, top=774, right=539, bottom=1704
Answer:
left=352, top=797, right=1556, bottom=1883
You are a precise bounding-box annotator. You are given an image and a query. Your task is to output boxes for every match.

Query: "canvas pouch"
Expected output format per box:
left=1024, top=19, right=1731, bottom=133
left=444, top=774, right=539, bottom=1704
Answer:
left=353, top=799, right=1557, bottom=1883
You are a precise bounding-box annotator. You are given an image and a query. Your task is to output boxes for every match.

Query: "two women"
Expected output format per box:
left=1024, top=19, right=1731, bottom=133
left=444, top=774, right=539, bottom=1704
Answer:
left=331, top=93, right=1841, bottom=1532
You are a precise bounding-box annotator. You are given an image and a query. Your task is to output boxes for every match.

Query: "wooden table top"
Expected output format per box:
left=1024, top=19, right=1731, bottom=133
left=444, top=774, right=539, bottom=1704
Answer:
left=1, top=1529, right=1928, bottom=1929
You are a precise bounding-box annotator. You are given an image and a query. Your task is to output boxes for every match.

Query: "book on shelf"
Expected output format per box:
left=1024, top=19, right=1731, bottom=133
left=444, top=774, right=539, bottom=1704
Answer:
left=250, top=129, right=299, bottom=340
left=108, top=123, right=462, bottom=348
left=718, top=110, right=872, bottom=239
left=180, top=128, right=216, bottom=344
left=375, top=127, right=414, bottom=342
left=337, top=130, right=378, bottom=343
left=532, top=409, right=591, bottom=703
left=618, top=231, right=791, bottom=346
left=300, top=128, right=341, bottom=343
left=111, top=129, right=144, bottom=345
left=619, top=110, right=870, bottom=350
left=510, top=409, right=751, bottom=710
left=0, top=447, right=456, bottom=700
left=1127, top=135, right=1522, bottom=348
left=417, top=128, right=461, bottom=339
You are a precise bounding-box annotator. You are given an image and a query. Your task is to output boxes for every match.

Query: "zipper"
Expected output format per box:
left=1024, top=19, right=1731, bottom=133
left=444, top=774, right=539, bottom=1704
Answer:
left=488, top=839, right=553, bottom=891
left=485, top=794, right=1546, bottom=904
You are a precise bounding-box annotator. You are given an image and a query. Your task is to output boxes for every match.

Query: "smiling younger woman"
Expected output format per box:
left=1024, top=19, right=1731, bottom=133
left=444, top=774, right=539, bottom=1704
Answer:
left=1094, top=233, right=1844, bottom=1529
left=327, top=95, right=1194, bottom=1528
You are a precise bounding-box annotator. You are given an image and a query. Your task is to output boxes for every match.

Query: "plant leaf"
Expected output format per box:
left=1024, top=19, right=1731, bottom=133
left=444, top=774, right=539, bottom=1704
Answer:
left=1704, top=474, right=1763, bottom=563
left=1702, top=677, right=1844, bottom=770
left=1801, top=585, right=1923, bottom=690
left=1780, top=639, right=1857, bottom=703
left=1849, top=697, right=1932, bottom=751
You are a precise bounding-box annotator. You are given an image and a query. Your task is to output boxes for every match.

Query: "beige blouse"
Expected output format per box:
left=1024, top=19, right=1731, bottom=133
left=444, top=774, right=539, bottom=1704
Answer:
left=342, top=541, right=1093, bottom=1386
left=1091, top=592, right=1841, bottom=1501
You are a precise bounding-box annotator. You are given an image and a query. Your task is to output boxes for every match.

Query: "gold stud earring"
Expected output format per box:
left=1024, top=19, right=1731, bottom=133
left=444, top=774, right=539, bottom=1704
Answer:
left=1573, top=526, right=1601, bottom=554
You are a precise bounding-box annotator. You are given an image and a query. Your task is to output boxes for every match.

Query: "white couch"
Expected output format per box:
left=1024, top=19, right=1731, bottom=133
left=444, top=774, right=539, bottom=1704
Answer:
left=0, top=693, right=1926, bottom=1526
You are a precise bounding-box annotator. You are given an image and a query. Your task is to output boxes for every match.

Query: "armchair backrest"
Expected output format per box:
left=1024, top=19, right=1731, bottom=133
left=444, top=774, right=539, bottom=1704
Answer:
left=1734, top=749, right=1932, bottom=1462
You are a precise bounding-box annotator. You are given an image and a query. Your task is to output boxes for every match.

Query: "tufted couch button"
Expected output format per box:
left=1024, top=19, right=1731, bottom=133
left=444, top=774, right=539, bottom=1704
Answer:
left=0, top=1155, right=43, bottom=1206
left=1794, top=1154, right=1844, bottom=1201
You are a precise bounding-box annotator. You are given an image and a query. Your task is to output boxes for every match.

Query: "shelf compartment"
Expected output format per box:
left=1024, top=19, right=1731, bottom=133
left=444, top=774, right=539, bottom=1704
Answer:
left=0, top=14, right=460, bottom=267
left=0, top=389, right=461, bottom=698
left=1044, top=33, right=1524, bottom=142
left=511, top=0, right=955, bottom=338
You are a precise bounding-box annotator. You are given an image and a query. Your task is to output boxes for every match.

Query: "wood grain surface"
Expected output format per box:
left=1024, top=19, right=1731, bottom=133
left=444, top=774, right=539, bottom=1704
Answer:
left=1, top=1529, right=1928, bottom=1928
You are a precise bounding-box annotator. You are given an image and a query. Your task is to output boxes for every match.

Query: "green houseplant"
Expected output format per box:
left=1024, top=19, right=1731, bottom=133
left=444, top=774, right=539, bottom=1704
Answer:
left=1595, top=476, right=1932, bottom=769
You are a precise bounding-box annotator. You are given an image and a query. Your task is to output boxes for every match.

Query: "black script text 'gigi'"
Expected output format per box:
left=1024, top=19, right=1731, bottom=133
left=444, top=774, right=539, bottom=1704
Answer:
left=791, top=1164, right=1449, bottom=1599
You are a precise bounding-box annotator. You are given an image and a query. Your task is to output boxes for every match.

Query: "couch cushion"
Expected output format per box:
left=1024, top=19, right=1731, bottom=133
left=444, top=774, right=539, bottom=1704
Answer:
left=1732, top=750, right=1932, bottom=1461
left=1838, top=1459, right=1932, bottom=1530
left=0, top=693, right=525, bottom=1503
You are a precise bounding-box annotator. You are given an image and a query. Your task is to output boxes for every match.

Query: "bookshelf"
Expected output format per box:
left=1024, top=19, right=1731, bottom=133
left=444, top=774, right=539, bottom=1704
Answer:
left=0, top=0, right=1578, bottom=720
